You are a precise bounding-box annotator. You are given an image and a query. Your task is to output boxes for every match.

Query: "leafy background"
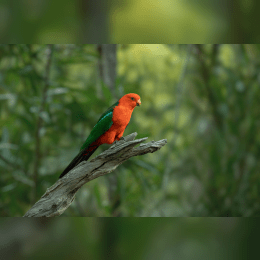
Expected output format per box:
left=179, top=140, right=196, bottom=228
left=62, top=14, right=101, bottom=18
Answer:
left=1, top=217, right=255, bottom=260
left=1, top=44, right=260, bottom=217
left=1, top=0, right=260, bottom=43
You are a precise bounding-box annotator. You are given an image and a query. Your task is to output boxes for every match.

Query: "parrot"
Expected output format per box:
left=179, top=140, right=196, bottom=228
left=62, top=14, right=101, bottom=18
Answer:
left=59, top=93, right=141, bottom=178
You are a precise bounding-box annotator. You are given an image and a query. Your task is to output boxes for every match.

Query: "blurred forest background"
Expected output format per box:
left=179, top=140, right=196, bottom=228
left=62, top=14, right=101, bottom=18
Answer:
left=1, top=0, right=260, bottom=43
left=1, top=44, right=260, bottom=217
left=1, top=217, right=256, bottom=260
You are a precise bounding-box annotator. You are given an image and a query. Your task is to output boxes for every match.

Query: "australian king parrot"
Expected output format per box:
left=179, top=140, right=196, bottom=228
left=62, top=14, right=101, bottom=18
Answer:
left=59, top=93, right=141, bottom=178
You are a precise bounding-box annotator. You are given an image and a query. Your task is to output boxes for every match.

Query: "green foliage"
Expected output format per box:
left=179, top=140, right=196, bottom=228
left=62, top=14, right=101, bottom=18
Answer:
left=0, top=218, right=252, bottom=260
left=2, top=1, right=260, bottom=43
left=1, top=44, right=260, bottom=216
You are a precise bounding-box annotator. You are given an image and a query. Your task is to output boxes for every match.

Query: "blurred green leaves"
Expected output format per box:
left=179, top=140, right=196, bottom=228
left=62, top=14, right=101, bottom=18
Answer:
left=1, top=1, right=260, bottom=43
left=1, top=44, right=260, bottom=217
left=0, top=218, right=250, bottom=260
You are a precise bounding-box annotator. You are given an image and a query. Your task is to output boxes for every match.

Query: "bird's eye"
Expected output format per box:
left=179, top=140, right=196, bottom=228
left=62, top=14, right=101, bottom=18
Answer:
left=131, top=97, right=135, bottom=101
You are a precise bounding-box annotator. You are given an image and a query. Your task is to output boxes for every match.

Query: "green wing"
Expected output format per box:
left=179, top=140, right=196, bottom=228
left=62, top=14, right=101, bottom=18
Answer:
left=80, top=101, right=119, bottom=150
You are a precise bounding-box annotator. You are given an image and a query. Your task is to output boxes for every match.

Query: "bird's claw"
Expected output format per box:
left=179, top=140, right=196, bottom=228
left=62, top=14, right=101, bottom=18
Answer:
left=113, top=136, right=125, bottom=146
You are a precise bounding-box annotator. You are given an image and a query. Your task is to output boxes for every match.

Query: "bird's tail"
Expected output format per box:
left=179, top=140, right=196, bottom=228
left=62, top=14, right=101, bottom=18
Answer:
left=59, top=143, right=99, bottom=178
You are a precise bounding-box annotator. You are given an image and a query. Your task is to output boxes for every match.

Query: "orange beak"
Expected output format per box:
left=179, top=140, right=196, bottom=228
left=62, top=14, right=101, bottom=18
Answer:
left=136, top=99, right=141, bottom=106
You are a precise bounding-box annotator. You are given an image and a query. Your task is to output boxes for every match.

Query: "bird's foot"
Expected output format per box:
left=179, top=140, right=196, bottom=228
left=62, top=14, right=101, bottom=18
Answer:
left=119, top=136, right=126, bottom=141
left=112, top=137, right=125, bottom=146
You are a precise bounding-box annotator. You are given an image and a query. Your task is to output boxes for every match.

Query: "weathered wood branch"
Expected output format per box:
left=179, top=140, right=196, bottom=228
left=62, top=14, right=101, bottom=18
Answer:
left=23, top=133, right=167, bottom=217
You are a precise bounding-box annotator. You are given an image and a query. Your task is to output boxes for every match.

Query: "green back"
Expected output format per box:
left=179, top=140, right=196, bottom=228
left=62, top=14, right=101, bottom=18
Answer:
left=80, top=101, right=119, bottom=150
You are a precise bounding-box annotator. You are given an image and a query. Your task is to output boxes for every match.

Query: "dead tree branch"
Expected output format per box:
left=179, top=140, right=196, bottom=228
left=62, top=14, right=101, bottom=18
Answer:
left=23, top=133, right=167, bottom=217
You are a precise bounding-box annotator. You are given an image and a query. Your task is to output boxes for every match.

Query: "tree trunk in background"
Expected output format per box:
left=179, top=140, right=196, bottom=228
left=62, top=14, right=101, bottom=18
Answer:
left=33, top=44, right=53, bottom=203
left=97, top=44, right=118, bottom=98
left=97, top=44, right=121, bottom=216
left=194, top=45, right=222, bottom=131
left=226, top=0, right=260, bottom=43
left=100, top=220, right=120, bottom=260
left=78, top=0, right=109, bottom=42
